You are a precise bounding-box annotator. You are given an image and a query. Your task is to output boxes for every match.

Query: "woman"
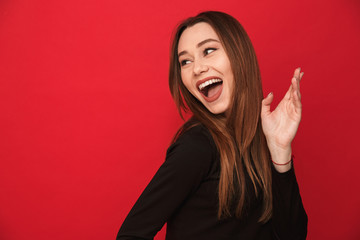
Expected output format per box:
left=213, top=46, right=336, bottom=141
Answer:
left=117, top=11, right=307, bottom=240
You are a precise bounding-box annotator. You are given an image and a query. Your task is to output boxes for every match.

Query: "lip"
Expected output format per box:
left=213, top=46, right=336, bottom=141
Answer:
left=196, top=76, right=222, bottom=89
left=196, top=76, right=223, bottom=103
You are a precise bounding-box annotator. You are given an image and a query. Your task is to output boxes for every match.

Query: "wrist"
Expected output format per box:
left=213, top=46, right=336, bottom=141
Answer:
left=267, top=144, right=292, bottom=173
left=267, top=143, right=292, bottom=162
left=271, top=155, right=293, bottom=166
left=271, top=152, right=293, bottom=173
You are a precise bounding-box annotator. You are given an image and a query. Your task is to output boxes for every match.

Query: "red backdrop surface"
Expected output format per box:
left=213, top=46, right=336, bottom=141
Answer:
left=0, top=0, right=359, bottom=239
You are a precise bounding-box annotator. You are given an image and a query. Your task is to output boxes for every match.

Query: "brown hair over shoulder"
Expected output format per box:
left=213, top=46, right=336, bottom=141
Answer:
left=169, top=11, right=272, bottom=222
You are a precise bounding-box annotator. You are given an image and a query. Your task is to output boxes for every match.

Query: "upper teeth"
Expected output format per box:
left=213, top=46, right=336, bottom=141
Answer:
left=198, top=78, right=222, bottom=91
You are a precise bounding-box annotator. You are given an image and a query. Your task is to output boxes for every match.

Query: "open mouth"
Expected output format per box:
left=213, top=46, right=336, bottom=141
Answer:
left=198, top=78, right=223, bottom=102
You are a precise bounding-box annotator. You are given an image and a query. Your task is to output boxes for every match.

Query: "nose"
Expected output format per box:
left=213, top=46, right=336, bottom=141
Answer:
left=193, top=59, right=209, bottom=76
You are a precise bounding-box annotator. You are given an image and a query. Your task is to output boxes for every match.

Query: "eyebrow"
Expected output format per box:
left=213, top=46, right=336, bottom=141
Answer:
left=178, top=38, right=220, bottom=58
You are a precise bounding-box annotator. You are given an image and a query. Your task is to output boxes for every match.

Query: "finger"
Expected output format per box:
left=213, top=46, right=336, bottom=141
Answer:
left=291, top=77, right=298, bottom=91
left=261, top=92, right=274, bottom=116
left=292, top=89, right=302, bottom=112
left=298, top=72, right=303, bottom=90
left=300, top=72, right=304, bottom=81
left=294, top=67, right=301, bottom=80
left=291, top=77, right=301, bottom=99
left=290, top=75, right=302, bottom=102
left=285, top=79, right=294, bottom=100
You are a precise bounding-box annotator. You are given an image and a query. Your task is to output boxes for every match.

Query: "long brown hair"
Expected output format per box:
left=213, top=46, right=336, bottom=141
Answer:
left=169, top=11, right=272, bottom=222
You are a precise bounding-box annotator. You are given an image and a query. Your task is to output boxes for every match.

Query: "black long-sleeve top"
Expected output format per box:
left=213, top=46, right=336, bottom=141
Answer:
left=117, top=125, right=307, bottom=240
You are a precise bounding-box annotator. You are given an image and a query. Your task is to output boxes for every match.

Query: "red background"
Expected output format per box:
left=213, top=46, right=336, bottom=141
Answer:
left=0, top=0, right=359, bottom=239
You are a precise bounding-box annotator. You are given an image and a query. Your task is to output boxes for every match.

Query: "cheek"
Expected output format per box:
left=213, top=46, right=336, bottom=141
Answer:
left=219, top=58, right=234, bottom=94
left=213, top=55, right=231, bottom=74
left=220, top=57, right=232, bottom=73
left=221, top=59, right=234, bottom=84
left=180, top=72, right=192, bottom=92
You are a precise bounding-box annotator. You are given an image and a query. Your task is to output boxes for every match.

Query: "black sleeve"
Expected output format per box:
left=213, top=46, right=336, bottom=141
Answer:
left=271, top=161, right=308, bottom=240
left=116, top=127, right=215, bottom=240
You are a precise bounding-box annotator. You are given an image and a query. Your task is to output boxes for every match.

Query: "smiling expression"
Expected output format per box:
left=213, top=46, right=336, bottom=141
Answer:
left=177, top=22, right=234, bottom=115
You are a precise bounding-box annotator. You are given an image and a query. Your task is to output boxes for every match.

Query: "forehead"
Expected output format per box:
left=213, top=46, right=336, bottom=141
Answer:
left=178, top=22, right=219, bottom=52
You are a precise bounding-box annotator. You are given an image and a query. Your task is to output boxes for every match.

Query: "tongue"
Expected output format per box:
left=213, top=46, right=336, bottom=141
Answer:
left=207, top=84, right=222, bottom=98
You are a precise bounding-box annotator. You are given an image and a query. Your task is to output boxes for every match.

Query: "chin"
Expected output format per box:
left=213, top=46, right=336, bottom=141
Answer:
left=205, top=103, right=229, bottom=115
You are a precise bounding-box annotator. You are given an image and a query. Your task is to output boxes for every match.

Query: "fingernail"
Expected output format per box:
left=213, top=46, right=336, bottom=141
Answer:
left=267, top=92, right=273, bottom=97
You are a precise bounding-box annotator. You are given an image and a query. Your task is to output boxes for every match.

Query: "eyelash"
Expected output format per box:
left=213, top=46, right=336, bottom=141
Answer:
left=180, top=48, right=218, bottom=66
left=204, top=47, right=217, bottom=55
left=180, top=59, right=191, bottom=66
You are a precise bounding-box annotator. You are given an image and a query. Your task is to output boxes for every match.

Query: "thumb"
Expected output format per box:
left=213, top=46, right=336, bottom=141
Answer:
left=261, top=92, right=274, bottom=117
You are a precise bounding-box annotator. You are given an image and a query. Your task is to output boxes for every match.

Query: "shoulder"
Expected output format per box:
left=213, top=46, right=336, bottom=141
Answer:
left=165, top=124, right=217, bottom=173
left=168, top=124, right=215, bottom=155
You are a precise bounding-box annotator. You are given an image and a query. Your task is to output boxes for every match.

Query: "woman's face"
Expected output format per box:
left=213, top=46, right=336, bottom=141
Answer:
left=177, top=22, right=234, bottom=115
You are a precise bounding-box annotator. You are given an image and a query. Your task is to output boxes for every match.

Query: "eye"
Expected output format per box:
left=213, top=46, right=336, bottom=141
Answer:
left=204, top=48, right=217, bottom=55
left=180, top=59, right=191, bottom=66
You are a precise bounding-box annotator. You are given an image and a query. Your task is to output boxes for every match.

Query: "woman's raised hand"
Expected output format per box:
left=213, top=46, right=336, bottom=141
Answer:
left=261, top=68, right=303, bottom=171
